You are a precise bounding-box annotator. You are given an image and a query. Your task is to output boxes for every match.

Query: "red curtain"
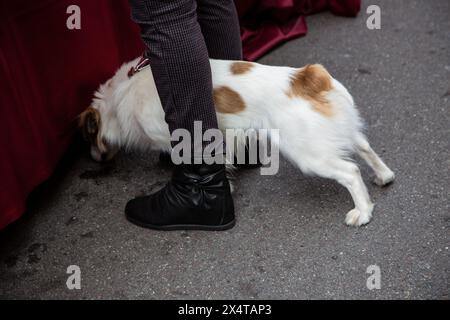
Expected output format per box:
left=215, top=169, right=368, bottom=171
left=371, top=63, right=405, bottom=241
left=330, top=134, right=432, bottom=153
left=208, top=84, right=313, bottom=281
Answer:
left=238, top=0, right=361, bottom=60
left=0, top=0, right=360, bottom=230
left=0, top=0, right=144, bottom=229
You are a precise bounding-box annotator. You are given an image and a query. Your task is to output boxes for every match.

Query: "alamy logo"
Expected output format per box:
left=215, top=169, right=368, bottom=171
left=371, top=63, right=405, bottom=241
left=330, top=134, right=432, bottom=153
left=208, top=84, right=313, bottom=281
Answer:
left=366, top=265, right=381, bottom=290
left=66, top=5, right=81, bottom=30
left=66, top=265, right=81, bottom=290
left=366, top=5, right=381, bottom=30
left=171, top=121, right=280, bottom=176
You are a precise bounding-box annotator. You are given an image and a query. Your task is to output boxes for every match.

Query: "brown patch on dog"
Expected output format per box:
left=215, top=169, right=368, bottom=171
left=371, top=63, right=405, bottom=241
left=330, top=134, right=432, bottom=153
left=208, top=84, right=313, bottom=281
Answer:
left=79, top=107, right=106, bottom=152
left=213, top=86, right=246, bottom=114
left=288, top=64, right=334, bottom=117
left=231, top=62, right=254, bottom=75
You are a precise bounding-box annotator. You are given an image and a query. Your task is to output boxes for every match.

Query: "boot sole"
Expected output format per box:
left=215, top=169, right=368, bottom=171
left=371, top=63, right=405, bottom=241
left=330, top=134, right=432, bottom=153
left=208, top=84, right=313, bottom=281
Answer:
left=126, top=215, right=236, bottom=231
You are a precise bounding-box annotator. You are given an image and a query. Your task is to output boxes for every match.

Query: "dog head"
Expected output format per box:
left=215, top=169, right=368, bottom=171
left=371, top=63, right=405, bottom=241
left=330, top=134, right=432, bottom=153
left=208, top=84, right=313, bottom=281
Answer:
left=79, top=58, right=144, bottom=162
left=79, top=106, right=119, bottom=162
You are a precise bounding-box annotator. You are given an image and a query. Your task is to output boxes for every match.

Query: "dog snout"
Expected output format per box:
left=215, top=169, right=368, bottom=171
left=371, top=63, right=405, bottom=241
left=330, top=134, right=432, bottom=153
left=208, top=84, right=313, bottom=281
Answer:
left=90, top=146, right=103, bottom=162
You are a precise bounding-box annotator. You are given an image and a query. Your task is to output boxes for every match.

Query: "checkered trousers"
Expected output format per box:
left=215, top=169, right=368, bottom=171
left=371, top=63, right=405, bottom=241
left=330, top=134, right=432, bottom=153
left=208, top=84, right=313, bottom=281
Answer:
left=128, top=0, right=242, bottom=139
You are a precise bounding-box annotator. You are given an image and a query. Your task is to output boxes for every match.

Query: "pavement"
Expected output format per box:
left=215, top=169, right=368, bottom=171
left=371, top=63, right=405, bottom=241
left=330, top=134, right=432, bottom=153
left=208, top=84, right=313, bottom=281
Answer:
left=0, top=0, right=449, bottom=300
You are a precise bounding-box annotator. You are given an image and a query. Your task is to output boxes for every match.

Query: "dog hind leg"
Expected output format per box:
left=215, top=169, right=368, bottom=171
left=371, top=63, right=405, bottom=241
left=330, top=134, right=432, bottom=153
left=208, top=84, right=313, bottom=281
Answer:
left=285, top=150, right=375, bottom=226
left=354, top=134, right=395, bottom=187
left=321, top=159, right=374, bottom=226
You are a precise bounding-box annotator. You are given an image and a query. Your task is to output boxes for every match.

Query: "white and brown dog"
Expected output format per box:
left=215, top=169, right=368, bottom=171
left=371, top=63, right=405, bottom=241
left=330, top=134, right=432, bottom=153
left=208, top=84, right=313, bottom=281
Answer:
left=80, top=57, right=395, bottom=227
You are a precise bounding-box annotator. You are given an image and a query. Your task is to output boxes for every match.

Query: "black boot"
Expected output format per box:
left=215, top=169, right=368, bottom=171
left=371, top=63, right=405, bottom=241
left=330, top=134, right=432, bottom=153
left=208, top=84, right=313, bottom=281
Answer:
left=125, top=163, right=235, bottom=231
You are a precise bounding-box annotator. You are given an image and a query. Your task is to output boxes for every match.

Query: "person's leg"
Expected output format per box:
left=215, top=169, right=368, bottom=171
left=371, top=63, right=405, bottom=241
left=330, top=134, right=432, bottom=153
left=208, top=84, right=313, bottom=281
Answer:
left=196, top=0, right=243, bottom=60
left=196, top=0, right=264, bottom=169
left=158, top=0, right=243, bottom=167
left=126, top=0, right=235, bottom=231
left=129, top=0, right=218, bottom=137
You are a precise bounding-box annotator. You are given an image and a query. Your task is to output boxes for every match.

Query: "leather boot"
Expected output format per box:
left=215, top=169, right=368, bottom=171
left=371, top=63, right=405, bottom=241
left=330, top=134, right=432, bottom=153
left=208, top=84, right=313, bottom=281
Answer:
left=125, top=163, right=235, bottom=231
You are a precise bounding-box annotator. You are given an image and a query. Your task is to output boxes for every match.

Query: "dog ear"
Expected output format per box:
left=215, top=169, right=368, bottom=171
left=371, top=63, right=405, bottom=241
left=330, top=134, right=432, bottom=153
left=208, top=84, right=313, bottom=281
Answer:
left=79, top=107, right=101, bottom=143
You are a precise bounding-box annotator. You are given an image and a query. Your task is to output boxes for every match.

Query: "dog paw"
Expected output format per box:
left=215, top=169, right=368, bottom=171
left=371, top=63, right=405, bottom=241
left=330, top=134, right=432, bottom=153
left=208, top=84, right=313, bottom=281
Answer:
left=345, top=208, right=373, bottom=227
left=374, top=170, right=395, bottom=187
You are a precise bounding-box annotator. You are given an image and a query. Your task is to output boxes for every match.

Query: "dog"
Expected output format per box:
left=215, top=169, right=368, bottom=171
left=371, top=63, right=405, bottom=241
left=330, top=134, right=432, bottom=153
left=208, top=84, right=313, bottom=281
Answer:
left=79, top=57, right=395, bottom=227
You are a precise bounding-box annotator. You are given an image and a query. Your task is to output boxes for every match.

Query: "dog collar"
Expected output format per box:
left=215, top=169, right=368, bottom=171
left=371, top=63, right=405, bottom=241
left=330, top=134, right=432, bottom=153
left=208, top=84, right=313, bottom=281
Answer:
left=128, top=56, right=150, bottom=78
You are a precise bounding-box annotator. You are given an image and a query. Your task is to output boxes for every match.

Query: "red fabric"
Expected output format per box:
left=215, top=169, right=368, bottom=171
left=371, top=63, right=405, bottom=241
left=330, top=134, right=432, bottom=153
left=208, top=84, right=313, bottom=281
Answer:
left=0, top=0, right=144, bottom=229
left=0, top=0, right=360, bottom=230
left=237, top=0, right=361, bottom=61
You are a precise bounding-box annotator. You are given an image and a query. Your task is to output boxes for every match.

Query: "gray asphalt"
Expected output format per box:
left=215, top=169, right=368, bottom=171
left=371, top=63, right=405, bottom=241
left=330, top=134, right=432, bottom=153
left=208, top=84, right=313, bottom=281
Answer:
left=0, top=0, right=449, bottom=300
